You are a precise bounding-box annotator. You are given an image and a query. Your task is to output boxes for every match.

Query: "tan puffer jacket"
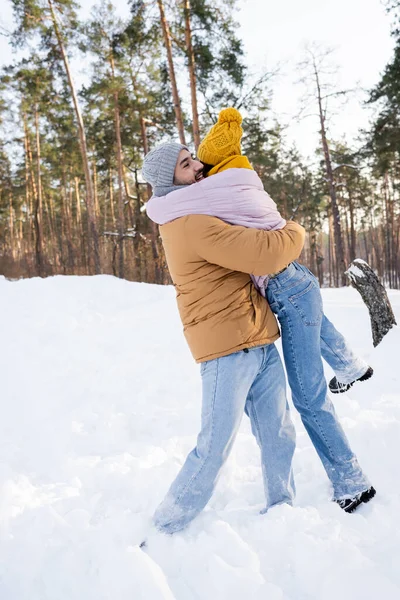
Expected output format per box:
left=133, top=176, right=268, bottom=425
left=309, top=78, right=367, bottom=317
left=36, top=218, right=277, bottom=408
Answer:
left=159, top=215, right=305, bottom=362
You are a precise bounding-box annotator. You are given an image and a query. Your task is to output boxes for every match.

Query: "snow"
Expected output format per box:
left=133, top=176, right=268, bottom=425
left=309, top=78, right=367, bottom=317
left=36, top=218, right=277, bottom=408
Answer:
left=347, top=264, right=365, bottom=278
left=346, top=258, right=369, bottom=280
left=1, top=274, right=400, bottom=600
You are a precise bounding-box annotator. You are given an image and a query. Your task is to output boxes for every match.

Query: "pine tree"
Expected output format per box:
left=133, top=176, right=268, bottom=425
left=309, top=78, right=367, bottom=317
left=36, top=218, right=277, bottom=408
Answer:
left=11, top=0, right=101, bottom=273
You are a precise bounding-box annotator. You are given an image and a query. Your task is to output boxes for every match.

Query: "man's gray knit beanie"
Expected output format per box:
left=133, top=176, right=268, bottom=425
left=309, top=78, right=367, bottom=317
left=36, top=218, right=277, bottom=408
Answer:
left=142, top=142, right=189, bottom=197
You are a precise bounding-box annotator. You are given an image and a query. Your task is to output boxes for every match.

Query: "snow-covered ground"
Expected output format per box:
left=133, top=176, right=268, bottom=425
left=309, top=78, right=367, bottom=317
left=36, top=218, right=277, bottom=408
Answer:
left=1, top=275, right=399, bottom=600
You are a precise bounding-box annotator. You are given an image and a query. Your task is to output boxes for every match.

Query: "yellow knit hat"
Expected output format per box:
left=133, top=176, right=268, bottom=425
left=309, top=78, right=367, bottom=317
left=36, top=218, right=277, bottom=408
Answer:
left=197, top=107, right=243, bottom=166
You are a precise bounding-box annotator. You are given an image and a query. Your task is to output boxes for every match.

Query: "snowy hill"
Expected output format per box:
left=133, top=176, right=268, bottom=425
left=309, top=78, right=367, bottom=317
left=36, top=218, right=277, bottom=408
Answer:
left=1, top=275, right=400, bottom=600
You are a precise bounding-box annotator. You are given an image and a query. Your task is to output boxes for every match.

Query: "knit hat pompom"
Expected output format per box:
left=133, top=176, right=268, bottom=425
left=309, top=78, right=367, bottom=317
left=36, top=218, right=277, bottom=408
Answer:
left=218, top=107, right=242, bottom=125
left=197, top=106, right=243, bottom=166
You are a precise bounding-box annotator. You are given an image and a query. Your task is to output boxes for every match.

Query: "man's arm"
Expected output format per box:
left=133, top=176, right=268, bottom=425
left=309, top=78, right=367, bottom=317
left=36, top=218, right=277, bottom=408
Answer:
left=185, top=215, right=305, bottom=275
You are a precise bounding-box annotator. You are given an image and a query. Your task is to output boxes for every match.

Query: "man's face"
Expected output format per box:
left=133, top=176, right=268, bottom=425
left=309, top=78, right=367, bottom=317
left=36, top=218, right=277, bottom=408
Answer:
left=173, top=149, right=204, bottom=186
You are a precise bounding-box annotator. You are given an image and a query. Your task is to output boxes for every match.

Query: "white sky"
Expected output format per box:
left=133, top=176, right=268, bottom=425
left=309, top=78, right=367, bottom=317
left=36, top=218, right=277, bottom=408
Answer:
left=0, top=0, right=395, bottom=160
left=238, top=0, right=395, bottom=159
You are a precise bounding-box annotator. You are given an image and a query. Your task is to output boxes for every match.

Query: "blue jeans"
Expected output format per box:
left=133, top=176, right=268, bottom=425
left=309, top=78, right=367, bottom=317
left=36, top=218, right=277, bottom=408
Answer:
left=266, top=262, right=370, bottom=499
left=320, top=310, right=368, bottom=385
left=154, top=344, right=296, bottom=534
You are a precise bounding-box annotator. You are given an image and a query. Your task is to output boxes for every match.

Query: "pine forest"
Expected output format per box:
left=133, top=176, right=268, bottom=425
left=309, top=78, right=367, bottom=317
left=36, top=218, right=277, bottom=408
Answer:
left=1, top=0, right=400, bottom=287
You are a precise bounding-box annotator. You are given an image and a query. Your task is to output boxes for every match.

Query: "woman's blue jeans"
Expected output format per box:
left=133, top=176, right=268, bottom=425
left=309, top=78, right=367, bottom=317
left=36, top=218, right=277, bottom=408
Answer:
left=266, top=262, right=370, bottom=499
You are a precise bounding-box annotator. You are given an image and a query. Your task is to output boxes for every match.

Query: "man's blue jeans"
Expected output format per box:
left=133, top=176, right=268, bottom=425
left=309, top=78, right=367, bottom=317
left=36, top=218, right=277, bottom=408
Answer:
left=154, top=344, right=296, bottom=534
left=266, top=262, right=370, bottom=499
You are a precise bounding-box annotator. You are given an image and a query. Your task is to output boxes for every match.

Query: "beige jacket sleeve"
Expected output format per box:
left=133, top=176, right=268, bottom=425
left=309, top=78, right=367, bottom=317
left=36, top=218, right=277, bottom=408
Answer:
left=185, top=215, right=305, bottom=276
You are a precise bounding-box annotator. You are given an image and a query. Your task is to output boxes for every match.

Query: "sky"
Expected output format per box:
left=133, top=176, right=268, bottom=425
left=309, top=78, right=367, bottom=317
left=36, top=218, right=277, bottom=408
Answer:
left=0, top=0, right=395, bottom=159
left=237, top=0, right=395, bottom=159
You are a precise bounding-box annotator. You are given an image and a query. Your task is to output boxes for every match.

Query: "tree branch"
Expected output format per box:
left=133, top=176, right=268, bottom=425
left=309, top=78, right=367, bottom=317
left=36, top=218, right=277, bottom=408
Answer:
left=236, top=67, right=279, bottom=110
left=0, top=24, right=11, bottom=37
left=321, top=88, right=358, bottom=100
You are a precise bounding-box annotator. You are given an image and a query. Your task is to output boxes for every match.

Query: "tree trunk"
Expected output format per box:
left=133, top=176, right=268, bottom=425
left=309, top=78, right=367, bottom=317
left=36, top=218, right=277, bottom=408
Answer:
left=348, top=190, right=356, bottom=262
left=328, top=212, right=335, bottom=287
left=157, top=0, right=186, bottom=145
left=25, top=115, right=39, bottom=270
left=313, top=58, right=346, bottom=286
left=110, top=52, right=125, bottom=279
left=317, top=231, right=324, bottom=285
left=140, top=116, right=154, bottom=200
left=139, top=116, right=161, bottom=282
left=108, top=168, right=116, bottom=229
left=48, top=0, right=100, bottom=274
left=361, top=224, right=370, bottom=265
left=61, top=169, right=74, bottom=268
left=43, top=193, right=54, bottom=268
left=49, top=192, right=61, bottom=268
left=18, top=205, right=23, bottom=261
left=34, top=105, right=44, bottom=275
left=122, top=164, right=135, bottom=229
left=8, top=193, right=15, bottom=261
left=346, top=259, right=397, bottom=347
left=394, top=198, right=399, bottom=289
left=74, top=177, right=83, bottom=237
left=93, top=160, right=100, bottom=220
left=133, top=167, right=143, bottom=280
left=309, top=230, right=317, bottom=276
left=22, top=113, right=33, bottom=255
left=369, top=210, right=382, bottom=280
left=103, top=178, right=108, bottom=231
left=182, top=0, right=200, bottom=149
left=74, top=176, right=87, bottom=271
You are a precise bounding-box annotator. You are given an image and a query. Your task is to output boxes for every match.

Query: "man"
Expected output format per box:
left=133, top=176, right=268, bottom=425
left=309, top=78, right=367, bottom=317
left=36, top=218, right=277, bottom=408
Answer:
left=141, top=142, right=305, bottom=535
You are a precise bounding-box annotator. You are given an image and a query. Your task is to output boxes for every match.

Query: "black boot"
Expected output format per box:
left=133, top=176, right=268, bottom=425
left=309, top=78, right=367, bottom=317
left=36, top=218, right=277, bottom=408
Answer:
left=329, top=366, right=374, bottom=394
left=336, top=486, right=376, bottom=513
